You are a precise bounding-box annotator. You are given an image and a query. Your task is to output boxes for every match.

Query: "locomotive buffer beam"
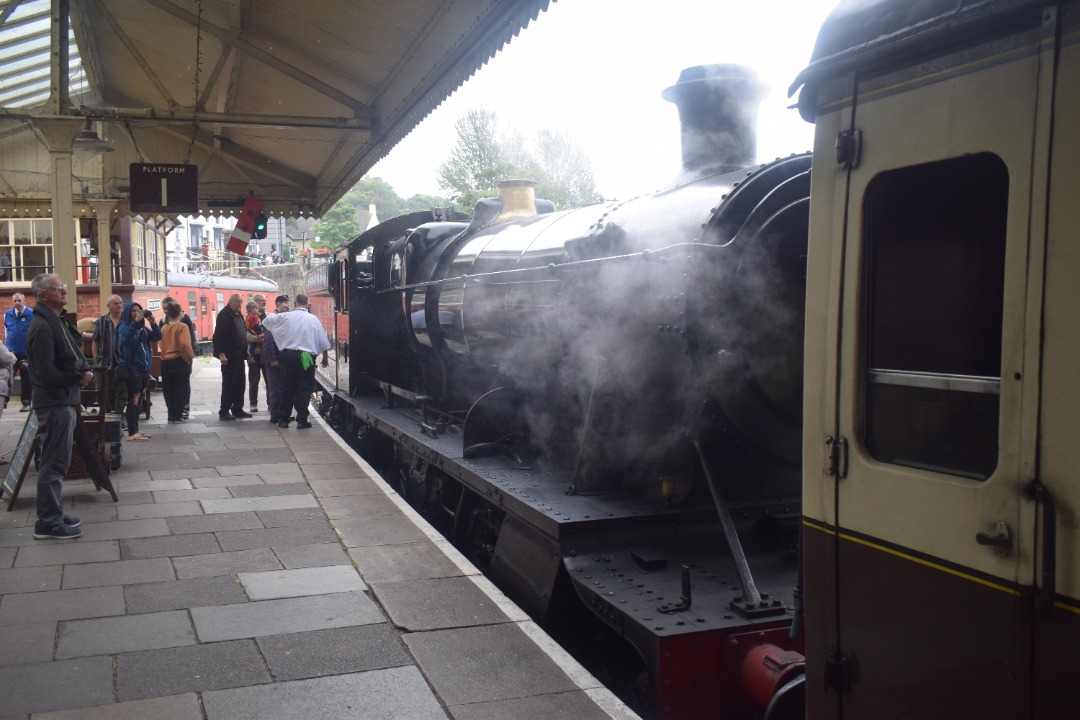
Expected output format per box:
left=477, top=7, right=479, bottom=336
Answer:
left=693, top=441, right=786, bottom=619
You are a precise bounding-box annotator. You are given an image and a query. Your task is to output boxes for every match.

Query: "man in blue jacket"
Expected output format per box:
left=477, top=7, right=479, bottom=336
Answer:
left=4, top=292, right=33, bottom=411
left=26, top=275, right=93, bottom=540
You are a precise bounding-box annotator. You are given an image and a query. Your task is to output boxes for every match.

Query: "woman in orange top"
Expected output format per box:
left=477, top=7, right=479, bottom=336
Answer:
left=159, top=300, right=195, bottom=423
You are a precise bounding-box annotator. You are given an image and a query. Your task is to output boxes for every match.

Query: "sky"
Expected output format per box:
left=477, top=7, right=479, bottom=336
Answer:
left=368, top=0, right=839, bottom=202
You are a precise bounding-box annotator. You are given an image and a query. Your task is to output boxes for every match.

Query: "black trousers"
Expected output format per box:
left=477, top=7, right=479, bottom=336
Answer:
left=219, top=353, right=246, bottom=414
left=15, top=353, right=31, bottom=404
left=162, top=357, right=190, bottom=421
left=280, top=349, right=315, bottom=422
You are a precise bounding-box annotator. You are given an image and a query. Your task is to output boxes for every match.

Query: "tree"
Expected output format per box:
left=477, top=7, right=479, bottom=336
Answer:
left=437, top=108, right=599, bottom=214
left=437, top=109, right=512, bottom=212
left=532, top=130, right=600, bottom=209
left=311, top=201, right=361, bottom=249
left=310, top=178, right=453, bottom=250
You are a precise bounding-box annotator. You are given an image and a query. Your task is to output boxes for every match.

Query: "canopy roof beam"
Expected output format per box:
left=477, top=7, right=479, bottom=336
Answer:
left=86, top=0, right=178, bottom=108
left=145, top=0, right=373, bottom=118
left=5, top=106, right=374, bottom=131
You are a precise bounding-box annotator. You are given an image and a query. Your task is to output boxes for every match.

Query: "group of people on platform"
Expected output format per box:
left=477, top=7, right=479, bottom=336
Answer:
left=212, top=291, right=330, bottom=428
left=0, top=274, right=330, bottom=541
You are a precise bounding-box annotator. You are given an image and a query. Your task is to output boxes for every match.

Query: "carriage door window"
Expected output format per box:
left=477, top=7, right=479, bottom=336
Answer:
left=187, top=291, right=197, bottom=318
left=863, top=153, right=1008, bottom=480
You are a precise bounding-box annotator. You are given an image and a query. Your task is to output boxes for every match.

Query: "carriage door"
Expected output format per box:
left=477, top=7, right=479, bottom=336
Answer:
left=817, top=26, right=1058, bottom=720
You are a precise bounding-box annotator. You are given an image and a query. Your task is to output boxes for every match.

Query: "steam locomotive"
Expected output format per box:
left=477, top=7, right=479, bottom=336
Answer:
left=308, top=1, right=1080, bottom=718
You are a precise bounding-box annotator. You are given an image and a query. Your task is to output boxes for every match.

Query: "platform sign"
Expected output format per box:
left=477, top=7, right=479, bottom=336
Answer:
left=130, top=163, right=199, bottom=213
left=3, top=411, right=39, bottom=510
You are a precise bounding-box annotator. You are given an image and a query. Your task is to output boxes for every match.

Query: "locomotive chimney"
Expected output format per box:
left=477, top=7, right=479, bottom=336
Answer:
left=662, top=64, right=767, bottom=180
left=496, top=179, right=538, bottom=222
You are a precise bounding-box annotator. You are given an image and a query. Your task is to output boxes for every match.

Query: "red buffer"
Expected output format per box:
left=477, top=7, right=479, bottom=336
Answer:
left=227, top=195, right=264, bottom=255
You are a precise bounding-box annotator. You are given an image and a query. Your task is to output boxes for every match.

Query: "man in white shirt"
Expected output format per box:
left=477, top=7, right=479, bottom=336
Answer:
left=260, top=293, right=329, bottom=429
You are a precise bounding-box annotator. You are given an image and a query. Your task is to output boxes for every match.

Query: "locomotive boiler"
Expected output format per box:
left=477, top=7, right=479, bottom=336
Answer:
left=312, top=64, right=810, bottom=719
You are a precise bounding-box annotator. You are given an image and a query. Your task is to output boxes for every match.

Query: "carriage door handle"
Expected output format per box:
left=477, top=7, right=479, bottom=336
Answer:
left=1024, top=480, right=1057, bottom=612
left=975, top=521, right=1012, bottom=556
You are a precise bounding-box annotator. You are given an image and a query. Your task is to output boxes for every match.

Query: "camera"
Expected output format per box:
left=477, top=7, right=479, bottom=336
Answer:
left=142, top=310, right=153, bottom=320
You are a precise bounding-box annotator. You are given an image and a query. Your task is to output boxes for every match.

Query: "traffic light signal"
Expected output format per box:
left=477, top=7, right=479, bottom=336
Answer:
left=253, top=214, right=268, bottom=239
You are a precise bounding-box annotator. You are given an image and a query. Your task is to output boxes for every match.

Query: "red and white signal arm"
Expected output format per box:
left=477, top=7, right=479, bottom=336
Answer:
left=226, top=196, right=264, bottom=255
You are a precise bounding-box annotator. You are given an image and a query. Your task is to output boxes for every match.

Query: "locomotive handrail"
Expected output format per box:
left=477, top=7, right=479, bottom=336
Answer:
left=377, top=240, right=726, bottom=295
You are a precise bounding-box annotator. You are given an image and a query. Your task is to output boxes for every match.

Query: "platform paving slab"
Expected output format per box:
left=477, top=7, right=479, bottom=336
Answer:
left=150, top=466, right=222, bottom=481
left=0, top=509, right=32, bottom=530
left=0, top=564, right=61, bottom=594
left=238, top=564, right=366, bottom=600
left=227, top=482, right=312, bottom=498
left=49, top=503, right=116, bottom=524
left=255, top=506, right=331, bottom=527
left=31, top=693, right=203, bottom=720
left=0, top=547, right=13, bottom=569
left=55, top=609, right=196, bottom=659
left=151, top=487, right=232, bottom=503
left=12, top=540, right=119, bottom=567
left=115, top=500, right=204, bottom=521
left=95, top=489, right=155, bottom=506
left=0, top=621, right=55, bottom=667
left=202, top=665, right=447, bottom=720
left=0, top=656, right=114, bottom=715
left=124, top=575, right=250, bottom=614
left=116, top=479, right=194, bottom=493
left=0, top=586, right=125, bottom=625
left=372, top=576, right=512, bottom=632
left=273, top=541, right=349, bottom=569
left=172, top=547, right=281, bottom=580
left=190, top=474, right=265, bottom=488
left=320, top=492, right=403, bottom=520
left=201, top=494, right=317, bottom=515
left=255, top=624, right=411, bottom=681
left=333, top=513, right=429, bottom=547
left=0, top=526, right=39, bottom=547
left=191, top=590, right=384, bottom=642
left=61, top=557, right=176, bottom=589
left=115, top=639, right=270, bottom=701
left=74, top=518, right=170, bottom=541
left=166, top=511, right=262, bottom=534
left=215, top=521, right=338, bottom=551
left=307, top=476, right=383, bottom=496
left=404, top=623, right=581, bottom=706
left=347, top=540, right=469, bottom=583
left=216, top=462, right=300, bottom=477
left=301, top=463, right=370, bottom=481
left=120, top=532, right=221, bottom=560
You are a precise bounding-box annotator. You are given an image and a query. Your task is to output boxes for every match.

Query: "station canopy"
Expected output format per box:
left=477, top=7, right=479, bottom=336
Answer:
left=0, top=0, right=551, bottom=219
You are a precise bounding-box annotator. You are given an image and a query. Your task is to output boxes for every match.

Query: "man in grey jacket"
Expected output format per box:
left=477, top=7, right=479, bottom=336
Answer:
left=26, top=274, right=93, bottom=540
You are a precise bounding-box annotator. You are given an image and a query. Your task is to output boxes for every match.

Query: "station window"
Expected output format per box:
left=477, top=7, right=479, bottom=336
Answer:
left=0, top=219, right=53, bottom=282
left=863, top=153, right=1008, bottom=480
